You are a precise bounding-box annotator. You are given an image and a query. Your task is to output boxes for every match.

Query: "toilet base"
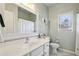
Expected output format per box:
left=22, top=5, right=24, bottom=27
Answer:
left=52, top=48, right=58, bottom=56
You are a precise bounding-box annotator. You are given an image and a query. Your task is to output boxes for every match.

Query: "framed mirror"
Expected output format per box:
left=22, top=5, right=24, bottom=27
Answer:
left=18, top=7, right=37, bottom=34
left=0, top=3, right=39, bottom=42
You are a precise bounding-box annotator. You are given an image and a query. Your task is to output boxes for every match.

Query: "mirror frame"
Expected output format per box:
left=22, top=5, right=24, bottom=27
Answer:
left=16, top=3, right=39, bottom=34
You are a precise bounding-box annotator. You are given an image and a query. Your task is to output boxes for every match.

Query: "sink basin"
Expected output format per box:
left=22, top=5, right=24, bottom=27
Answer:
left=27, top=38, right=39, bottom=46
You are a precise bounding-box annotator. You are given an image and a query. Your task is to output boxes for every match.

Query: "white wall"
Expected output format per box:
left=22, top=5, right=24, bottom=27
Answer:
left=0, top=4, right=3, bottom=30
left=5, top=3, right=18, bottom=33
left=49, top=3, right=79, bottom=51
left=0, top=3, right=18, bottom=34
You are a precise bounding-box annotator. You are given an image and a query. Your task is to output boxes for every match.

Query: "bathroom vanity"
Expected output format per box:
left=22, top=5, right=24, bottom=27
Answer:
left=0, top=36, right=50, bottom=56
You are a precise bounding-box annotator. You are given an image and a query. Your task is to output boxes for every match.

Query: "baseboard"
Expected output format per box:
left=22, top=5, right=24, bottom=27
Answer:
left=59, top=48, right=75, bottom=55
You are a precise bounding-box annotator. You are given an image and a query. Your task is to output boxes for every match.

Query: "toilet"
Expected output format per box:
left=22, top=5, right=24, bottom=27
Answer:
left=50, top=43, right=59, bottom=55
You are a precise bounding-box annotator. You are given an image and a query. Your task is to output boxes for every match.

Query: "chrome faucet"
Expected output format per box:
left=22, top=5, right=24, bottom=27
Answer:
left=38, top=34, right=41, bottom=38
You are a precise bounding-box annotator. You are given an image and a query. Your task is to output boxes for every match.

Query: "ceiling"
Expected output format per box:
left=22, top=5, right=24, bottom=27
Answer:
left=44, top=3, right=57, bottom=7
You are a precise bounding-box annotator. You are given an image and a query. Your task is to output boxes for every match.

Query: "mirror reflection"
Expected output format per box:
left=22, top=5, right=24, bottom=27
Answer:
left=0, top=3, right=37, bottom=42
left=18, top=7, right=36, bottom=34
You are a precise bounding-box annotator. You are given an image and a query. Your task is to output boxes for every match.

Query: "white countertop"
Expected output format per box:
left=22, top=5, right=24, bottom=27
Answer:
left=0, top=37, right=50, bottom=56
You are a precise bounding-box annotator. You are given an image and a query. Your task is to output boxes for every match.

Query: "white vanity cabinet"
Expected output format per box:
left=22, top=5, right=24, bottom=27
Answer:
left=24, top=42, right=49, bottom=56
left=31, top=42, right=49, bottom=56
left=30, top=46, right=44, bottom=56
left=0, top=37, right=50, bottom=56
left=43, top=42, right=49, bottom=56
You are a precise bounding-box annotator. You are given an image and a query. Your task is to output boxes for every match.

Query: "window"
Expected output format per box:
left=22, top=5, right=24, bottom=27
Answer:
left=58, top=11, right=73, bottom=31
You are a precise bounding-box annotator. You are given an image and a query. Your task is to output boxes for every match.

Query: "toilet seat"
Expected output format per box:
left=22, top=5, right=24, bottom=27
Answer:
left=50, top=43, right=59, bottom=48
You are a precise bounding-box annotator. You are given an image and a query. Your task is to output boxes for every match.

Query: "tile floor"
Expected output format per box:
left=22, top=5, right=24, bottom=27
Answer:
left=49, top=49, right=75, bottom=56
left=57, top=51, right=75, bottom=56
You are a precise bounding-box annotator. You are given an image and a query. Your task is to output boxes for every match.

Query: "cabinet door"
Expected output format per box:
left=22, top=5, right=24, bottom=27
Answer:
left=31, top=46, right=43, bottom=56
left=43, top=42, right=49, bottom=56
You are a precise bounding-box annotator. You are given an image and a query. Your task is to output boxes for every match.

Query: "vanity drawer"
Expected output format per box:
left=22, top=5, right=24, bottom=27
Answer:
left=31, top=46, right=43, bottom=56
